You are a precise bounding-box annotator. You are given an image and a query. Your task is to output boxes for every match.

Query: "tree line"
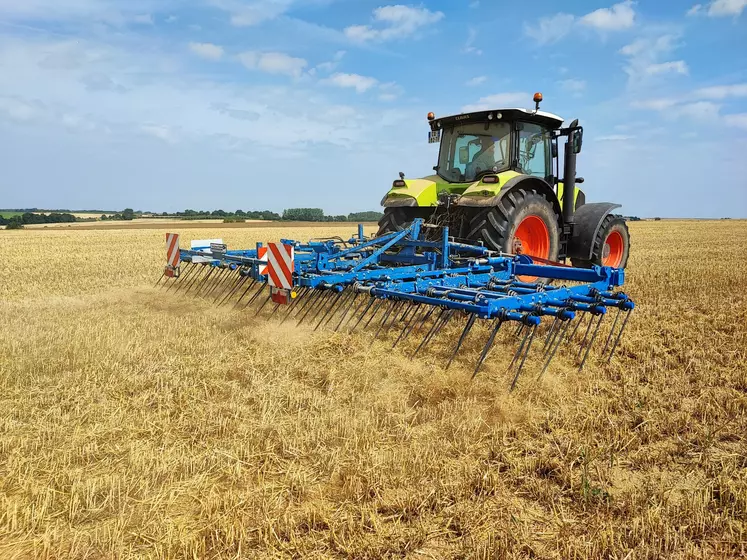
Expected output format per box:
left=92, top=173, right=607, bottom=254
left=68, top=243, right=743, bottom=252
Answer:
left=1, top=212, right=78, bottom=229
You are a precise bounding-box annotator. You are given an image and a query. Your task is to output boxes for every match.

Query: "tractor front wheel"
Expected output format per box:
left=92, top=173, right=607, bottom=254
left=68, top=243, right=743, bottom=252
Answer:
left=571, top=215, right=630, bottom=269
left=377, top=208, right=433, bottom=236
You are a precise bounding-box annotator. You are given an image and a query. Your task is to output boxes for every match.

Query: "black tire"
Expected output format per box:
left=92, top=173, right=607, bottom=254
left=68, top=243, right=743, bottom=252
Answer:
left=571, top=215, right=630, bottom=269
left=467, top=188, right=560, bottom=261
left=377, top=207, right=433, bottom=236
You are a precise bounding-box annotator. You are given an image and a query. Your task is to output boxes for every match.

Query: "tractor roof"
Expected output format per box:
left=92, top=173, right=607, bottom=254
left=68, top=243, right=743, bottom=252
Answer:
left=430, top=108, right=564, bottom=130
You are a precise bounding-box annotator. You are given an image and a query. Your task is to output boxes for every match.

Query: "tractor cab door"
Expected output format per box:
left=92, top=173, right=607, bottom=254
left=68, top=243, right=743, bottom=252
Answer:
left=516, top=122, right=552, bottom=182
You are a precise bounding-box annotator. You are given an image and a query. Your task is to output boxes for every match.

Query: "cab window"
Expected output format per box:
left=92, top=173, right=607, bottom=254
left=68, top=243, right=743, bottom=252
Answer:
left=518, top=123, right=551, bottom=178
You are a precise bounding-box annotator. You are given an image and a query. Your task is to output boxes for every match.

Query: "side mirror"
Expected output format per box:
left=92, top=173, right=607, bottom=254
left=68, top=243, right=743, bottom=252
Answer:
left=459, top=146, right=470, bottom=165
left=572, top=128, right=583, bottom=154
left=551, top=142, right=558, bottom=158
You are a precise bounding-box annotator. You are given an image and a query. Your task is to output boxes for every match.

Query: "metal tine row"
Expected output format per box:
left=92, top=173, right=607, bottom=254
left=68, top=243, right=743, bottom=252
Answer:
left=160, top=271, right=633, bottom=386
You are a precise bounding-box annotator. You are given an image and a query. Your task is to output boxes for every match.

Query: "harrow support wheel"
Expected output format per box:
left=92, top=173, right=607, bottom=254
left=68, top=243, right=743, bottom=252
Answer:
left=571, top=215, right=630, bottom=269
left=467, top=188, right=560, bottom=281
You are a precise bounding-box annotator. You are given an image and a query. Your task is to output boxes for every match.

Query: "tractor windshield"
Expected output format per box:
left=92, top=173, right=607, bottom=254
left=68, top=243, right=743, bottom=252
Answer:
left=436, top=121, right=511, bottom=182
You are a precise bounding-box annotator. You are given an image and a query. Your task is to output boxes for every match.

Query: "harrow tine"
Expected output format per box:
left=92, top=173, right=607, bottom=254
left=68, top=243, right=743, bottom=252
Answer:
left=178, top=265, right=201, bottom=295
left=192, top=267, right=215, bottom=296
left=507, top=322, right=531, bottom=374
left=209, top=267, right=231, bottom=297
left=323, top=289, right=353, bottom=328
left=579, top=313, right=604, bottom=370
left=280, top=287, right=309, bottom=323
left=392, top=303, right=421, bottom=348
left=374, top=300, right=398, bottom=339
left=154, top=271, right=165, bottom=288
left=334, top=292, right=362, bottom=331
left=350, top=297, right=377, bottom=332
left=165, top=263, right=192, bottom=293
left=363, top=299, right=386, bottom=329
left=308, top=291, right=337, bottom=326
left=602, top=308, right=622, bottom=356
left=204, top=268, right=227, bottom=298
left=543, top=316, right=560, bottom=352
left=510, top=325, right=537, bottom=391
left=213, top=267, right=238, bottom=299
left=243, top=282, right=267, bottom=309
left=186, top=265, right=211, bottom=295
left=396, top=304, right=429, bottom=346
left=538, top=319, right=571, bottom=380
left=218, top=273, right=247, bottom=306
left=411, top=306, right=436, bottom=338
left=567, top=313, right=586, bottom=346
left=255, top=292, right=273, bottom=316
left=233, top=279, right=257, bottom=308
left=576, top=314, right=596, bottom=361
left=296, top=289, right=324, bottom=325
left=412, top=308, right=450, bottom=358
left=472, top=319, right=504, bottom=379
left=315, top=290, right=345, bottom=331
left=446, top=312, right=477, bottom=370
left=607, top=309, right=632, bottom=363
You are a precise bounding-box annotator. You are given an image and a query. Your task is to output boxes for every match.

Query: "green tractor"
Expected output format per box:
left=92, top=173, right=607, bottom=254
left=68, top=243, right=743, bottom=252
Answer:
left=378, top=93, right=630, bottom=270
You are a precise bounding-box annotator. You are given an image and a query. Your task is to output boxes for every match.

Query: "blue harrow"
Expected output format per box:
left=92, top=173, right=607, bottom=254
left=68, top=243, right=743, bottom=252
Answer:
left=157, top=220, right=634, bottom=388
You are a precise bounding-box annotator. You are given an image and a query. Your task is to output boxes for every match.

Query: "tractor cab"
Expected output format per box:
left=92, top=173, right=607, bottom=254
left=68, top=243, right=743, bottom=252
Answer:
left=428, top=106, right=565, bottom=186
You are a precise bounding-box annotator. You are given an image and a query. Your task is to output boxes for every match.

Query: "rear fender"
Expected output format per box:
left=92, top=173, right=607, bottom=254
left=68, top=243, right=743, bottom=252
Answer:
left=567, top=202, right=621, bottom=260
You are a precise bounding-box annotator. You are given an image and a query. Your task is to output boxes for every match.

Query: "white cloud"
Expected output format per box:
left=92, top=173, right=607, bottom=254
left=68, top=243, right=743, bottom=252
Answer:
left=725, top=113, right=747, bottom=130
left=694, top=83, right=747, bottom=99
left=524, top=1, right=636, bottom=44
left=462, top=27, right=482, bottom=55
left=619, top=34, right=686, bottom=85
left=132, top=13, right=153, bottom=25
left=558, top=78, right=586, bottom=93
left=189, top=42, right=224, bottom=61
left=688, top=0, right=747, bottom=16
left=141, top=124, right=176, bottom=143
left=324, top=72, right=378, bottom=93
left=676, top=101, right=722, bottom=121
left=211, top=0, right=293, bottom=26
left=631, top=98, right=679, bottom=110
left=378, top=81, right=403, bottom=101
left=579, top=0, right=636, bottom=31
left=0, top=96, right=40, bottom=122
left=238, top=51, right=307, bottom=78
left=344, top=5, right=444, bottom=43
left=597, top=134, right=636, bottom=141
left=631, top=98, right=722, bottom=122
left=523, top=13, right=575, bottom=45
left=462, top=92, right=529, bottom=112
left=645, top=60, right=689, bottom=75
left=466, top=76, right=487, bottom=86
left=315, top=50, right=346, bottom=73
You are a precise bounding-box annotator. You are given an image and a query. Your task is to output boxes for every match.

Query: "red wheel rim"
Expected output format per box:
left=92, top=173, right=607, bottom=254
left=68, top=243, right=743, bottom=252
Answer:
left=513, top=215, right=550, bottom=259
left=602, top=230, right=624, bottom=268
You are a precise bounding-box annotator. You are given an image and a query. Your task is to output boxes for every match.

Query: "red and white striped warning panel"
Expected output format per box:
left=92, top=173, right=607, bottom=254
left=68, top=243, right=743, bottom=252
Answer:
left=266, top=242, right=294, bottom=289
left=166, top=233, right=180, bottom=268
left=257, top=247, right=268, bottom=275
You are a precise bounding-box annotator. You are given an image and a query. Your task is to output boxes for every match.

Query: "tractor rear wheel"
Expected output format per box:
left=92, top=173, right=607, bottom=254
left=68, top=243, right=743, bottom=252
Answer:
left=467, top=189, right=560, bottom=262
left=571, top=215, right=630, bottom=269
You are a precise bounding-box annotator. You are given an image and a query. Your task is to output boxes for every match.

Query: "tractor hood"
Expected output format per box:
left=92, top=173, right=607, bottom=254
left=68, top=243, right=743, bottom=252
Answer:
left=381, top=171, right=523, bottom=207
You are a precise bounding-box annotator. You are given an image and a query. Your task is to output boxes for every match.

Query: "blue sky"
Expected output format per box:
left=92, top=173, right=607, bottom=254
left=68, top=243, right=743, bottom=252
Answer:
left=0, top=1, right=745, bottom=217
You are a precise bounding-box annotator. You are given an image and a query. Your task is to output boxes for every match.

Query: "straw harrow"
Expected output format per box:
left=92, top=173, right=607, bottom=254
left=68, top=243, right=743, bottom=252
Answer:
left=157, top=220, right=634, bottom=388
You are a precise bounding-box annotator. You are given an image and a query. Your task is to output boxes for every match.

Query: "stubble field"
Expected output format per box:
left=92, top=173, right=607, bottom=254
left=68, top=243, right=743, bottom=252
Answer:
left=0, top=220, right=746, bottom=559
